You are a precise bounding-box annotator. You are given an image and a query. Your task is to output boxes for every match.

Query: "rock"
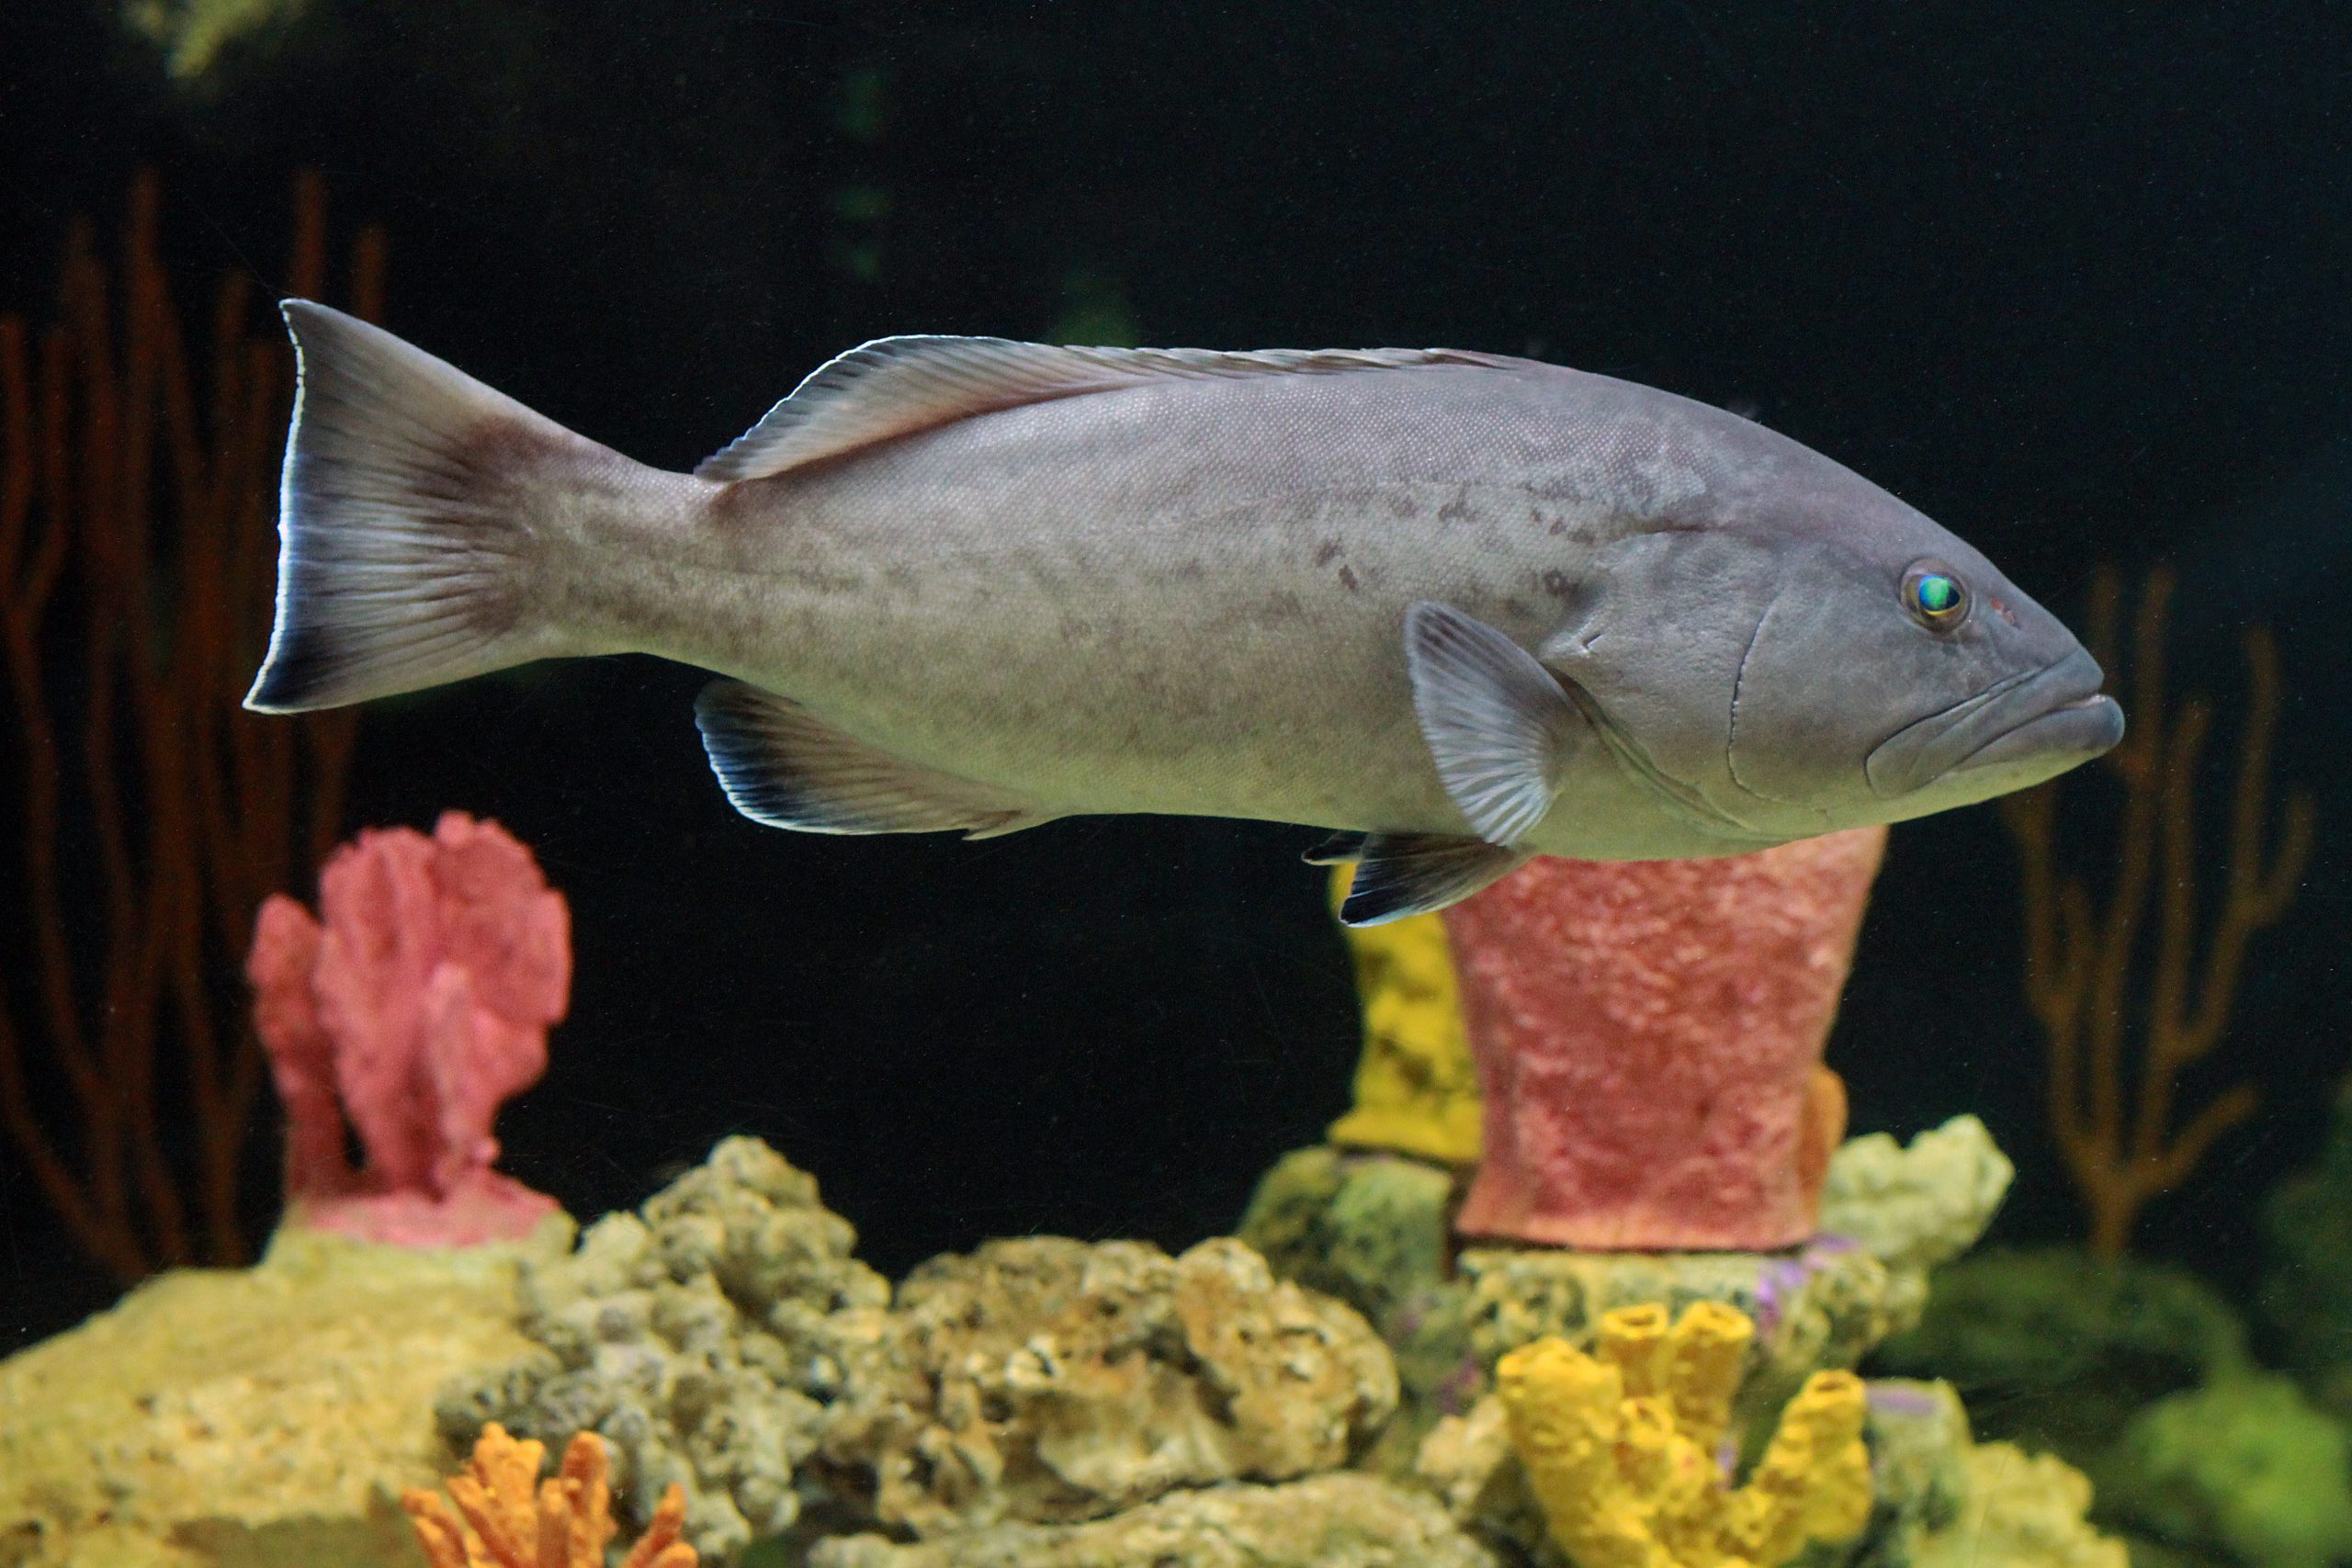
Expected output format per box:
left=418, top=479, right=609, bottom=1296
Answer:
left=818, top=1235, right=1396, bottom=1538
left=802, top=1473, right=1498, bottom=1568
left=1818, top=1115, right=2013, bottom=1332
left=1853, top=1380, right=1973, bottom=1561
left=1448, top=1238, right=1900, bottom=1428
left=439, top=1136, right=889, bottom=1563
left=1237, top=1145, right=1454, bottom=1337
left=0, top=1221, right=565, bottom=1568
left=2258, top=1073, right=2352, bottom=1416
left=1873, top=1247, right=2247, bottom=1467
left=1242, top=1145, right=1917, bottom=1483
left=1902, top=1443, right=2127, bottom=1568
left=2098, top=1372, right=2352, bottom=1568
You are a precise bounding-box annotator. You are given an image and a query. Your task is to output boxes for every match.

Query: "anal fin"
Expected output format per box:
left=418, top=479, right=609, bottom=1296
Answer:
left=695, top=680, right=1054, bottom=839
left=1339, top=833, right=1531, bottom=926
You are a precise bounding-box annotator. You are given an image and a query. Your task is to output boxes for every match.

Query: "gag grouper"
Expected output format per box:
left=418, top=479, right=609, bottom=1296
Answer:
left=247, top=304, right=2123, bottom=923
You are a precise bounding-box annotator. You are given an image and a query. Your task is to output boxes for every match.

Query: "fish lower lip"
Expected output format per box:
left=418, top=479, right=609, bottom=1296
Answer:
left=1864, top=647, right=2115, bottom=797
left=1951, top=693, right=2125, bottom=774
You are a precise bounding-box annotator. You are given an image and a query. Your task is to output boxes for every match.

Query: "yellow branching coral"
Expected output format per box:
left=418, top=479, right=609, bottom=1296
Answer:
left=1326, top=865, right=1483, bottom=1165
left=403, top=1423, right=696, bottom=1568
left=1497, top=1303, right=1871, bottom=1568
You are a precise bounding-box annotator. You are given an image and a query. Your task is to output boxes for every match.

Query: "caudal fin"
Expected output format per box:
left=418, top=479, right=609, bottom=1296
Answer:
left=246, top=302, right=591, bottom=713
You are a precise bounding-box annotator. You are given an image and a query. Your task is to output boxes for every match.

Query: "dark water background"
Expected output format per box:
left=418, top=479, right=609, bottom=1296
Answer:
left=1, top=1, right=2347, bottom=1348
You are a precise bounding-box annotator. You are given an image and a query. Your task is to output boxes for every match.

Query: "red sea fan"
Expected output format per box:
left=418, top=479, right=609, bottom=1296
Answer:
left=246, top=811, right=568, bottom=1246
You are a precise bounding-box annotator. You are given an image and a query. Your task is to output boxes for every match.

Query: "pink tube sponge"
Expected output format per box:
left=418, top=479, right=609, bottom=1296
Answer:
left=247, top=811, right=569, bottom=1247
left=1444, top=827, right=1887, bottom=1251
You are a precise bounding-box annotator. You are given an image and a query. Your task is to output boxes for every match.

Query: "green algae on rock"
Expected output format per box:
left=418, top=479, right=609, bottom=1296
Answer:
left=0, top=1220, right=566, bottom=1568
left=803, top=1472, right=1498, bottom=1568
left=1237, top=1145, right=1455, bottom=1339
left=1873, top=1247, right=2249, bottom=1465
left=1817, top=1117, right=2014, bottom=1279
left=2098, top=1372, right=2352, bottom=1568
left=118, top=0, right=307, bottom=80
left=2258, top=1074, right=2352, bottom=1417
left=1903, top=1443, right=2127, bottom=1568
left=439, top=1136, right=889, bottom=1564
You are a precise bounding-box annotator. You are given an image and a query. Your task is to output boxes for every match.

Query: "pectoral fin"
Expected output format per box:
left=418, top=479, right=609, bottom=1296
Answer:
left=1403, top=602, right=1582, bottom=844
left=695, top=681, right=1054, bottom=839
left=1339, top=833, right=1532, bottom=926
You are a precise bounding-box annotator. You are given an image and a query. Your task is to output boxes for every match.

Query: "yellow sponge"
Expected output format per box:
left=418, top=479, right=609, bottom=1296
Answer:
left=1497, top=1303, right=1871, bottom=1568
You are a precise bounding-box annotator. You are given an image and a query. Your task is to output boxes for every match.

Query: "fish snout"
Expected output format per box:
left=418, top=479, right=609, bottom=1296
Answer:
left=1866, top=647, right=2124, bottom=799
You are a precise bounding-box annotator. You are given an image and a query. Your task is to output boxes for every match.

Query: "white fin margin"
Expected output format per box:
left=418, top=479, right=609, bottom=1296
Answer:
left=695, top=336, right=1520, bottom=482
left=695, top=679, right=1054, bottom=839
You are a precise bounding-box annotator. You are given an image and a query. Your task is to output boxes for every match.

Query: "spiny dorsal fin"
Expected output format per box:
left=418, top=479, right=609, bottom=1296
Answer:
left=695, top=337, right=1519, bottom=483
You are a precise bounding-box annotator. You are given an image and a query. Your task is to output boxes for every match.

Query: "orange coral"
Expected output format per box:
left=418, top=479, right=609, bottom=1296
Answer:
left=403, top=1424, right=696, bottom=1568
left=2004, top=566, right=2314, bottom=1258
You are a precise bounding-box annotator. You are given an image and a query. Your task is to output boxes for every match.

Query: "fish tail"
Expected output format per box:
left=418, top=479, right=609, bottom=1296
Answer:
left=245, top=301, right=613, bottom=713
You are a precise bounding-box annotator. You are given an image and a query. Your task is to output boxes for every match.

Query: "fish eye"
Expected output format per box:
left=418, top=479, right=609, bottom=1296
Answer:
left=1902, top=561, right=1969, bottom=631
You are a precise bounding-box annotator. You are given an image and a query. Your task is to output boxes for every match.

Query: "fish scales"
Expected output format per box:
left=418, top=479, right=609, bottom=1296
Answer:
left=245, top=307, right=2122, bottom=922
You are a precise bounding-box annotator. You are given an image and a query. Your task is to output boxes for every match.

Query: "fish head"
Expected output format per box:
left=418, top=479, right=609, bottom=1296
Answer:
left=1702, top=498, right=2123, bottom=831
left=1539, top=468, right=2120, bottom=841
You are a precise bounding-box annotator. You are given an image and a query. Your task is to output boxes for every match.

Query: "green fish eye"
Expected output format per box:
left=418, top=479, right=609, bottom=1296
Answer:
left=1905, top=566, right=1967, bottom=626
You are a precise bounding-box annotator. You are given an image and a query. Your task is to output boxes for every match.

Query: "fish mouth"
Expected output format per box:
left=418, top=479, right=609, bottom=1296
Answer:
left=1866, top=648, right=2124, bottom=798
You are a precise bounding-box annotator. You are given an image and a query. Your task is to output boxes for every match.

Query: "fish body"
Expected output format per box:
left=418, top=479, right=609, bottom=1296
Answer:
left=250, top=307, right=2122, bottom=921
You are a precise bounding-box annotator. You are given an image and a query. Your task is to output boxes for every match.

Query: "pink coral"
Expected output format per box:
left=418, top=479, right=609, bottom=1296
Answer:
left=246, top=811, right=569, bottom=1246
left=1443, top=828, right=1886, bottom=1250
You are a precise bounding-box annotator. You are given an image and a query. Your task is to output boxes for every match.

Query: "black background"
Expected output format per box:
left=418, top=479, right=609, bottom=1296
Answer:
left=2, top=2, right=2347, bottom=1349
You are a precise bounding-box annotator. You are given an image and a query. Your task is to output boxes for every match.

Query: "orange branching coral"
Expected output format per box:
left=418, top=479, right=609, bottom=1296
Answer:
left=0, top=171, right=379, bottom=1280
left=403, top=1424, right=697, bottom=1568
left=2003, top=565, right=2314, bottom=1259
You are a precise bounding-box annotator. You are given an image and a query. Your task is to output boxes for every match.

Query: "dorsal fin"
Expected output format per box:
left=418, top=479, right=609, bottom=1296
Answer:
left=695, top=336, right=1518, bottom=483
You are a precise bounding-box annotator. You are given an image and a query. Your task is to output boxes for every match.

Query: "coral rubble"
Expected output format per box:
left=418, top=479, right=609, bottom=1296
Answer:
left=805, top=1472, right=1498, bottom=1567
left=250, top=811, right=570, bottom=1247
left=1443, top=829, right=1884, bottom=1250
left=404, top=1423, right=695, bottom=1568
left=0, top=1223, right=563, bottom=1568
left=441, top=1136, right=889, bottom=1563
left=819, top=1234, right=1397, bottom=1538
